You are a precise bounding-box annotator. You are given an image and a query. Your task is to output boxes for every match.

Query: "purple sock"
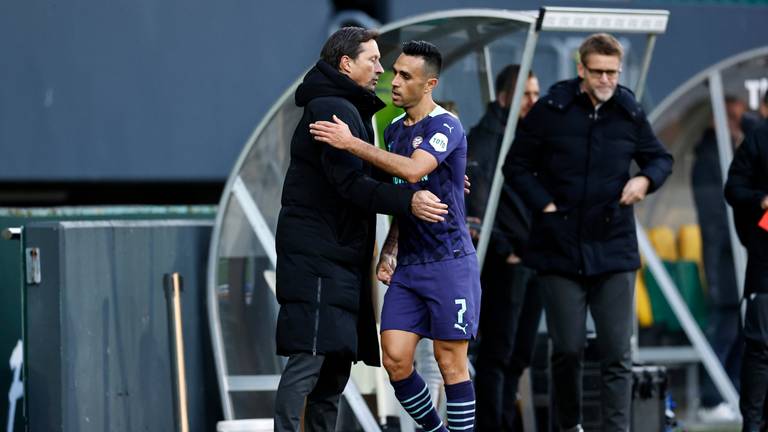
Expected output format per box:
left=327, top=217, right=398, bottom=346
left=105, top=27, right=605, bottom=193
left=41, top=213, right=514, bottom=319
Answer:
left=391, top=370, right=446, bottom=432
left=445, top=380, right=475, bottom=431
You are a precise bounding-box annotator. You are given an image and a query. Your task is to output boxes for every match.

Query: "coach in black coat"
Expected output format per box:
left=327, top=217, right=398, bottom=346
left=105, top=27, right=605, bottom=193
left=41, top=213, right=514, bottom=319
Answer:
left=502, top=34, right=672, bottom=431
left=504, top=77, right=672, bottom=276
left=273, top=28, right=447, bottom=432
left=725, top=122, right=768, bottom=297
left=725, top=121, right=768, bottom=431
left=276, top=58, right=413, bottom=367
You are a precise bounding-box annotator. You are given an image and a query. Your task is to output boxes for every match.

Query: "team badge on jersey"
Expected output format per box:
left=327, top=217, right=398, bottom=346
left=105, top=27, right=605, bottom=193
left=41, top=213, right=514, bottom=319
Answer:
left=412, top=136, right=423, bottom=149
left=429, top=133, right=448, bottom=152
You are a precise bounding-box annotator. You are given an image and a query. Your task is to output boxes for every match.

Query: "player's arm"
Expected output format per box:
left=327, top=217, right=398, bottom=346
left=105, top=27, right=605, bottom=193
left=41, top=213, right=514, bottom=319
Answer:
left=309, top=102, right=447, bottom=222
left=310, top=114, right=437, bottom=183
left=381, top=219, right=398, bottom=257
left=377, top=220, right=398, bottom=285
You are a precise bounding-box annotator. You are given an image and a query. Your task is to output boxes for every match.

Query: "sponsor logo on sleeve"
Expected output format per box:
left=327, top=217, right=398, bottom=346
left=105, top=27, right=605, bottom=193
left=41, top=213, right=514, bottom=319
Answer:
left=428, top=133, right=448, bottom=152
left=443, top=123, right=454, bottom=133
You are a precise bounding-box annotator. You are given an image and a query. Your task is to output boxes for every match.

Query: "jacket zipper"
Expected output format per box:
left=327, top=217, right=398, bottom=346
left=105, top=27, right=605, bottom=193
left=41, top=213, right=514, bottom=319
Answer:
left=312, top=277, right=322, bottom=356
left=578, top=106, right=599, bottom=275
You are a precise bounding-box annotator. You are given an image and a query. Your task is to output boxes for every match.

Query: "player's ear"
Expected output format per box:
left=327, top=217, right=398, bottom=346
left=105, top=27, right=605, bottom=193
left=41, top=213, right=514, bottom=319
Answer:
left=425, top=77, right=438, bottom=93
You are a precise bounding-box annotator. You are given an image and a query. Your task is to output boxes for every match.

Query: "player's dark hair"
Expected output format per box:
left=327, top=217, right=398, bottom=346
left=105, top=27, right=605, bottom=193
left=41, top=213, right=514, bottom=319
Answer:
left=321, top=27, right=379, bottom=69
left=402, top=40, right=442, bottom=77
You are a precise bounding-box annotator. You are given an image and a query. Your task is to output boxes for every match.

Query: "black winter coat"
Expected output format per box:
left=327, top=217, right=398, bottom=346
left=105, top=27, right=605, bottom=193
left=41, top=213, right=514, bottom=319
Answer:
left=466, top=102, right=531, bottom=260
left=504, top=78, right=673, bottom=277
left=275, top=61, right=414, bottom=366
left=725, top=122, right=768, bottom=296
left=691, top=129, right=740, bottom=305
left=692, top=129, right=730, bottom=238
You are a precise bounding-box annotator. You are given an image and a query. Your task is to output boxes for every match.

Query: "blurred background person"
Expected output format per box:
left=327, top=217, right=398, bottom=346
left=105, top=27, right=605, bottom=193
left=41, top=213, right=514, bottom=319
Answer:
left=724, top=90, right=768, bottom=432
left=691, top=95, right=758, bottom=422
left=466, top=64, right=543, bottom=431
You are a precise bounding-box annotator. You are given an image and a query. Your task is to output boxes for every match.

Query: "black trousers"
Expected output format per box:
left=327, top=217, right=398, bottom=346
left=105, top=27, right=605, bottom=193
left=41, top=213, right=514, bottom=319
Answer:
left=700, top=304, right=743, bottom=407
left=700, top=223, right=743, bottom=407
left=741, top=293, right=768, bottom=432
left=274, top=353, right=352, bottom=432
left=539, top=272, right=634, bottom=432
left=475, top=260, right=543, bottom=431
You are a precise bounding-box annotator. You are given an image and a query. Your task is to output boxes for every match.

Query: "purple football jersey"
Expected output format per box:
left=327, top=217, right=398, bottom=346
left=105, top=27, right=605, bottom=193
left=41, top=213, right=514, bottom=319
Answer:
left=384, top=105, right=476, bottom=266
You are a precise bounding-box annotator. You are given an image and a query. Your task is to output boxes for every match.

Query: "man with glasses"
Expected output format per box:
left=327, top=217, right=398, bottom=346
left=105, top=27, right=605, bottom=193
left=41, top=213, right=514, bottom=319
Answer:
left=504, top=33, right=673, bottom=431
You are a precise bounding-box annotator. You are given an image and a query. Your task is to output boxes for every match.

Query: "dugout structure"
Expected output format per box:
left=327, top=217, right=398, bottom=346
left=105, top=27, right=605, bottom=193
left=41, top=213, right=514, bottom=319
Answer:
left=205, top=8, right=744, bottom=431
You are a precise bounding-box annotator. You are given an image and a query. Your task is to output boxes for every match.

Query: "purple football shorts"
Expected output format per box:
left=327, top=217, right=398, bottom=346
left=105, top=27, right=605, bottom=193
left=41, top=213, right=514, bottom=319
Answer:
left=380, top=254, right=481, bottom=340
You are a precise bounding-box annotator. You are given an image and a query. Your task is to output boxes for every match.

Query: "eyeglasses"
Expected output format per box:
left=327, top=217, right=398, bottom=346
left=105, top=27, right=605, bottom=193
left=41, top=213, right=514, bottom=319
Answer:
left=583, top=65, right=621, bottom=80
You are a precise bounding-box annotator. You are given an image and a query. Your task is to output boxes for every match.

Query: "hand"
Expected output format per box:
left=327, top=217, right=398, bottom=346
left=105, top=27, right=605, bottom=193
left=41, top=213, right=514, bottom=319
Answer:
left=542, top=202, right=557, bottom=213
left=377, top=253, right=397, bottom=285
left=762, top=195, right=768, bottom=210
left=620, top=176, right=650, bottom=205
left=464, top=175, right=471, bottom=195
left=411, top=190, right=448, bottom=223
left=466, top=216, right=481, bottom=240
left=506, top=253, right=522, bottom=264
left=308, top=115, right=353, bottom=150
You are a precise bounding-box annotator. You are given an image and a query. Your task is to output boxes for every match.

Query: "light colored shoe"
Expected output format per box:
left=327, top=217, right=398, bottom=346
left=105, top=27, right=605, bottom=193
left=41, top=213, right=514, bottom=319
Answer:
left=562, top=425, right=584, bottom=432
left=697, top=402, right=739, bottom=423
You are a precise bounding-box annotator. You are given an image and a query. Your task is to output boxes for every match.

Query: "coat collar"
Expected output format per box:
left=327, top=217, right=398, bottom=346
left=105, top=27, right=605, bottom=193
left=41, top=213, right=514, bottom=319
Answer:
left=473, top=101, right=508, bottom=136
left=542, top=78, right=645, bottom=123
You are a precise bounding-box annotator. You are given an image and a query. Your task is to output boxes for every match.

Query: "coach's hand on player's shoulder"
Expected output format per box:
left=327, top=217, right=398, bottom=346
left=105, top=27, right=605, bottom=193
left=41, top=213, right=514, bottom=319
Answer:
left=308, top=115, right=353, bottom=150
left=377, top=253, right=397, bottom=285
left=411, top=190, right=448, bottom=223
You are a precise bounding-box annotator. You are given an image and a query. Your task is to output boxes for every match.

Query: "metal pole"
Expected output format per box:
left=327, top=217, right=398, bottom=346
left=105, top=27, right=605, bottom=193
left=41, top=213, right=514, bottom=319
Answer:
left=478, top=45, right=496, bottom=105
left=627, top=33, right=659, bottom=365
left=708, top=71, right=748, bottom=299
left=476, top=22, right=540, bottom=269
left=342, top=380, right=382, bottom=432
left=634, top=34, right=657, bottom=103
left=636, top=226, right=740, bottom=411
left=518, top=369, right=537, bottom=431
left=629, top=34, right=660, bottom=364
left=165, top=272, right=190, bottom=432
